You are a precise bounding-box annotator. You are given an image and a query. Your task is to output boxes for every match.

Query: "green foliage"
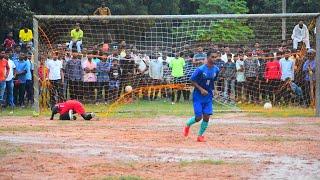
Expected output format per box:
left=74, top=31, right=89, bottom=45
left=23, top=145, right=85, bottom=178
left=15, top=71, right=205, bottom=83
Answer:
left=180, top=159, right=226, bottom=167
left=196, top=19, right=255, bottom=43
left=177, top=0, right=253, bottom=43
left=191, top=0, right=248, bottom=14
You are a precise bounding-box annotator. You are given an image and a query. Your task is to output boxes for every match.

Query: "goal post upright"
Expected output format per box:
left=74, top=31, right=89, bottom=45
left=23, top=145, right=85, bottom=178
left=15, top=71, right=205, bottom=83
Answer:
left=315, top=15, right=320, bottom=117
left=33, top=17, right=40, bottom=114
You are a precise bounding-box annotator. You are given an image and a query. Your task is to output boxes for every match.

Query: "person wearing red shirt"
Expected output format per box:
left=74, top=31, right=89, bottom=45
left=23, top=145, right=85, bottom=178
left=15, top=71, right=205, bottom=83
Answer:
left=264, top=53, right=282, bottom=105
left=0, top=51, right=10, bottom=107
left=50, top=100, right=95, bottom=120
left=3, top=32, right=16, bottom=50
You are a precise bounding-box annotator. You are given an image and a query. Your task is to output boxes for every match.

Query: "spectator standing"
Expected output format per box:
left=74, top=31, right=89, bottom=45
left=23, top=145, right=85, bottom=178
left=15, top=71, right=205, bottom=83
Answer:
left=65, top=54, right=83, bottom=100
left=25, top=53, right=34, bottom=106
left=149, top=56, right=164, bottom=100
left=223, top=53, right=236, bottom=101
left=264, top=53, right=282, bottom=105
left=244, top=52, right=259, bottom=103
left=221, top=46, right=233, bottom=63
left=96, top=55, right=110, bottom=104
left=279, top=50, right=295, bottom=104
left=14, top=53, right=28, bottom=107
left=193, top=46, right=206, bottom=67
left=0, top=51, right=10, bottom=107
left=169, top=52, right=186, bottom=104
left=82, top=56, right=97, bottom=103
left=235, top=53, right=245, bottom=103
left=46, top=54, right=64, bottom=107
left=214, top=54, right=225, bottom=95
left=258, top=52, right=268, bottom=102
left=12, top=45, right=21, bottom=63
left=302, top=50, right=316, bottom=107
left=5, top=52, right=16, bottom=108
left=108, top=59, right=122, bottom=102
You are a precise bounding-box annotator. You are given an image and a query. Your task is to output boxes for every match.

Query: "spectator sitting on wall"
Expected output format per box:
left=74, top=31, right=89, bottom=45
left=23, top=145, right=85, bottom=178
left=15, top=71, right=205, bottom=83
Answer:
left=68, top=23, right=83, bottom=53
left=291, top=21, right=310, bottom=50
left=19, top=26, right=33, bottom=49
left=94, top=2, right=112, bottom=16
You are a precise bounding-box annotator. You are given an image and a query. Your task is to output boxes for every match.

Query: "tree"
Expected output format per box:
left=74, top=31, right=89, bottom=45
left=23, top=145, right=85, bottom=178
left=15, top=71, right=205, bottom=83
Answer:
left=188, top=0, right=254, bottom=43
left=0, top=0, right=34, bottom=40
left=148, top=0, right=180, bottom=15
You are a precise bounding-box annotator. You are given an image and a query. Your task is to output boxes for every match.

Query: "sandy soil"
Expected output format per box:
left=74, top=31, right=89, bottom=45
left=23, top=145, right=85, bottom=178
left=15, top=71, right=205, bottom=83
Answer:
left=0, top=114, right=319, bottom=180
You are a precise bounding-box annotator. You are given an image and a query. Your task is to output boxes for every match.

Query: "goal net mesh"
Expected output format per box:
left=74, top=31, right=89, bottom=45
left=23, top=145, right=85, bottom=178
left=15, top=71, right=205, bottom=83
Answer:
left=34, top=15, right=317, bottom=115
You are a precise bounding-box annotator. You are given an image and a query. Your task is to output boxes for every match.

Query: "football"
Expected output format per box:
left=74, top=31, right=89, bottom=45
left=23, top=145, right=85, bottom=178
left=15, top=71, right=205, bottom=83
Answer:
left=264, top=102, right=272, bottom=109
left=125, top=85, right=133, bottom=93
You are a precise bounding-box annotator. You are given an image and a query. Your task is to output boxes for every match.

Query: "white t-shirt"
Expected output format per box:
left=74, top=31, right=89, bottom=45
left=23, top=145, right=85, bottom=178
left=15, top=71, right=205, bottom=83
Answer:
left=6, top=59, right=16, bottom=81
left=236, top=60, right=245, bottom=82
left=46, top=59, right=63, bottom=80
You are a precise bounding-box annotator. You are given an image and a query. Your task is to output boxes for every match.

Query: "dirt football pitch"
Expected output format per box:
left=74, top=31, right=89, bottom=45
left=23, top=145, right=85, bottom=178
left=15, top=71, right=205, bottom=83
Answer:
left=0, top=114, right=320, bottom=179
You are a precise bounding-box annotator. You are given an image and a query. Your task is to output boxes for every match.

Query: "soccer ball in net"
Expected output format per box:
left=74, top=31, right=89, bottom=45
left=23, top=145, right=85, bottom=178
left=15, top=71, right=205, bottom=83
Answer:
left=125, top=86, right=133, bottom=93
left=263, top=102, right=272, bottom=110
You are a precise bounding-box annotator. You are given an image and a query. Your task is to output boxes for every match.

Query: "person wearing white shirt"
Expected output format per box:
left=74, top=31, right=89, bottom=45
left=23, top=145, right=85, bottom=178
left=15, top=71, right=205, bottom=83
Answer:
left=235, top=53, right=245, bottom=103
left=46, top=55, right=64, bottom=107
left=5, top=56, right=16, bottom=108
left=279, top=51, right=295, bottom=104
left=279, top=51, right=294, bottom=81
left=291, top=21, right=310, bottom=50
left=221, top=46, right=234, bottom=63
left=149, top=56, right=164, bottom=100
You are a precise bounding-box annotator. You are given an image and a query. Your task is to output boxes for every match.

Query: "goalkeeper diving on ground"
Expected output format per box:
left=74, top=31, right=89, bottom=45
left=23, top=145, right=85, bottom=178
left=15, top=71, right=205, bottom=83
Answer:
left=183, top=50, right=220, bottom=142
left=50, top=100, right=95, bottom=120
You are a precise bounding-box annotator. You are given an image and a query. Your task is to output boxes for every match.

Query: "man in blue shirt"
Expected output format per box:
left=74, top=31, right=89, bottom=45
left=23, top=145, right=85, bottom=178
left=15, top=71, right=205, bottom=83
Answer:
left=97, top=55, right=110, bottom=104
left=302, top=49, right=316, bottom=107
left=14, top=53, right=28, bottom=107
left=25, top=53, right=34, bottom=106
left=183, top=50, right=220, bottom=142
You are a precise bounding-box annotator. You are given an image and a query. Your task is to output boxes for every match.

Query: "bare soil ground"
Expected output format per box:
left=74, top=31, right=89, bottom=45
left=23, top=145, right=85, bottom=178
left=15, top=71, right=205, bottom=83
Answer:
left=0, top=114, right=320, bottom=180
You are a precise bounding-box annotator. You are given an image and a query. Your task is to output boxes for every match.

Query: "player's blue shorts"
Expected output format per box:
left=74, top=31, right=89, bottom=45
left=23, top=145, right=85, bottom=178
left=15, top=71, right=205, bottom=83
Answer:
left=193, top=99, right=213, bottom=118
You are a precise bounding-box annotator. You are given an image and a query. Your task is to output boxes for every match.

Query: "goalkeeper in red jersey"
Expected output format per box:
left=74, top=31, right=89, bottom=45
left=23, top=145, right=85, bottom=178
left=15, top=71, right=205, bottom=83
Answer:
left=50, top=100, right=95, bottom=120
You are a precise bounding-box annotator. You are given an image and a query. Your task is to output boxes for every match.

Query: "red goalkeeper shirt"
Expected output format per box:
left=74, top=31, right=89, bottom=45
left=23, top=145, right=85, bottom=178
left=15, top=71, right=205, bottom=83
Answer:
left=56, top=100, right=85, bottom=115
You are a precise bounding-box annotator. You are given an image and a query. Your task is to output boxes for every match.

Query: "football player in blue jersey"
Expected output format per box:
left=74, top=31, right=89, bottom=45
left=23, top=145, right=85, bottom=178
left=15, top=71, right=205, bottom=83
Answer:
left=183, top=50, right=220, bottom=142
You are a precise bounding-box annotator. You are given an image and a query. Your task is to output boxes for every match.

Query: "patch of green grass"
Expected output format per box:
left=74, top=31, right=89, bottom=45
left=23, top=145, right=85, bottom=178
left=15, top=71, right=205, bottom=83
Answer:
left=0, top=100, right=315, bottom=118
left=240, top=104, right=315, bottom=117
left=97, top=175, right=143, bottom=180
left=249, top=136, right=318, bottom=142
left=0, top=125, right=46, bottom=133
left=179, top=159, right=226, bottom=167
left=0, top=142, right=24, bottom=157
